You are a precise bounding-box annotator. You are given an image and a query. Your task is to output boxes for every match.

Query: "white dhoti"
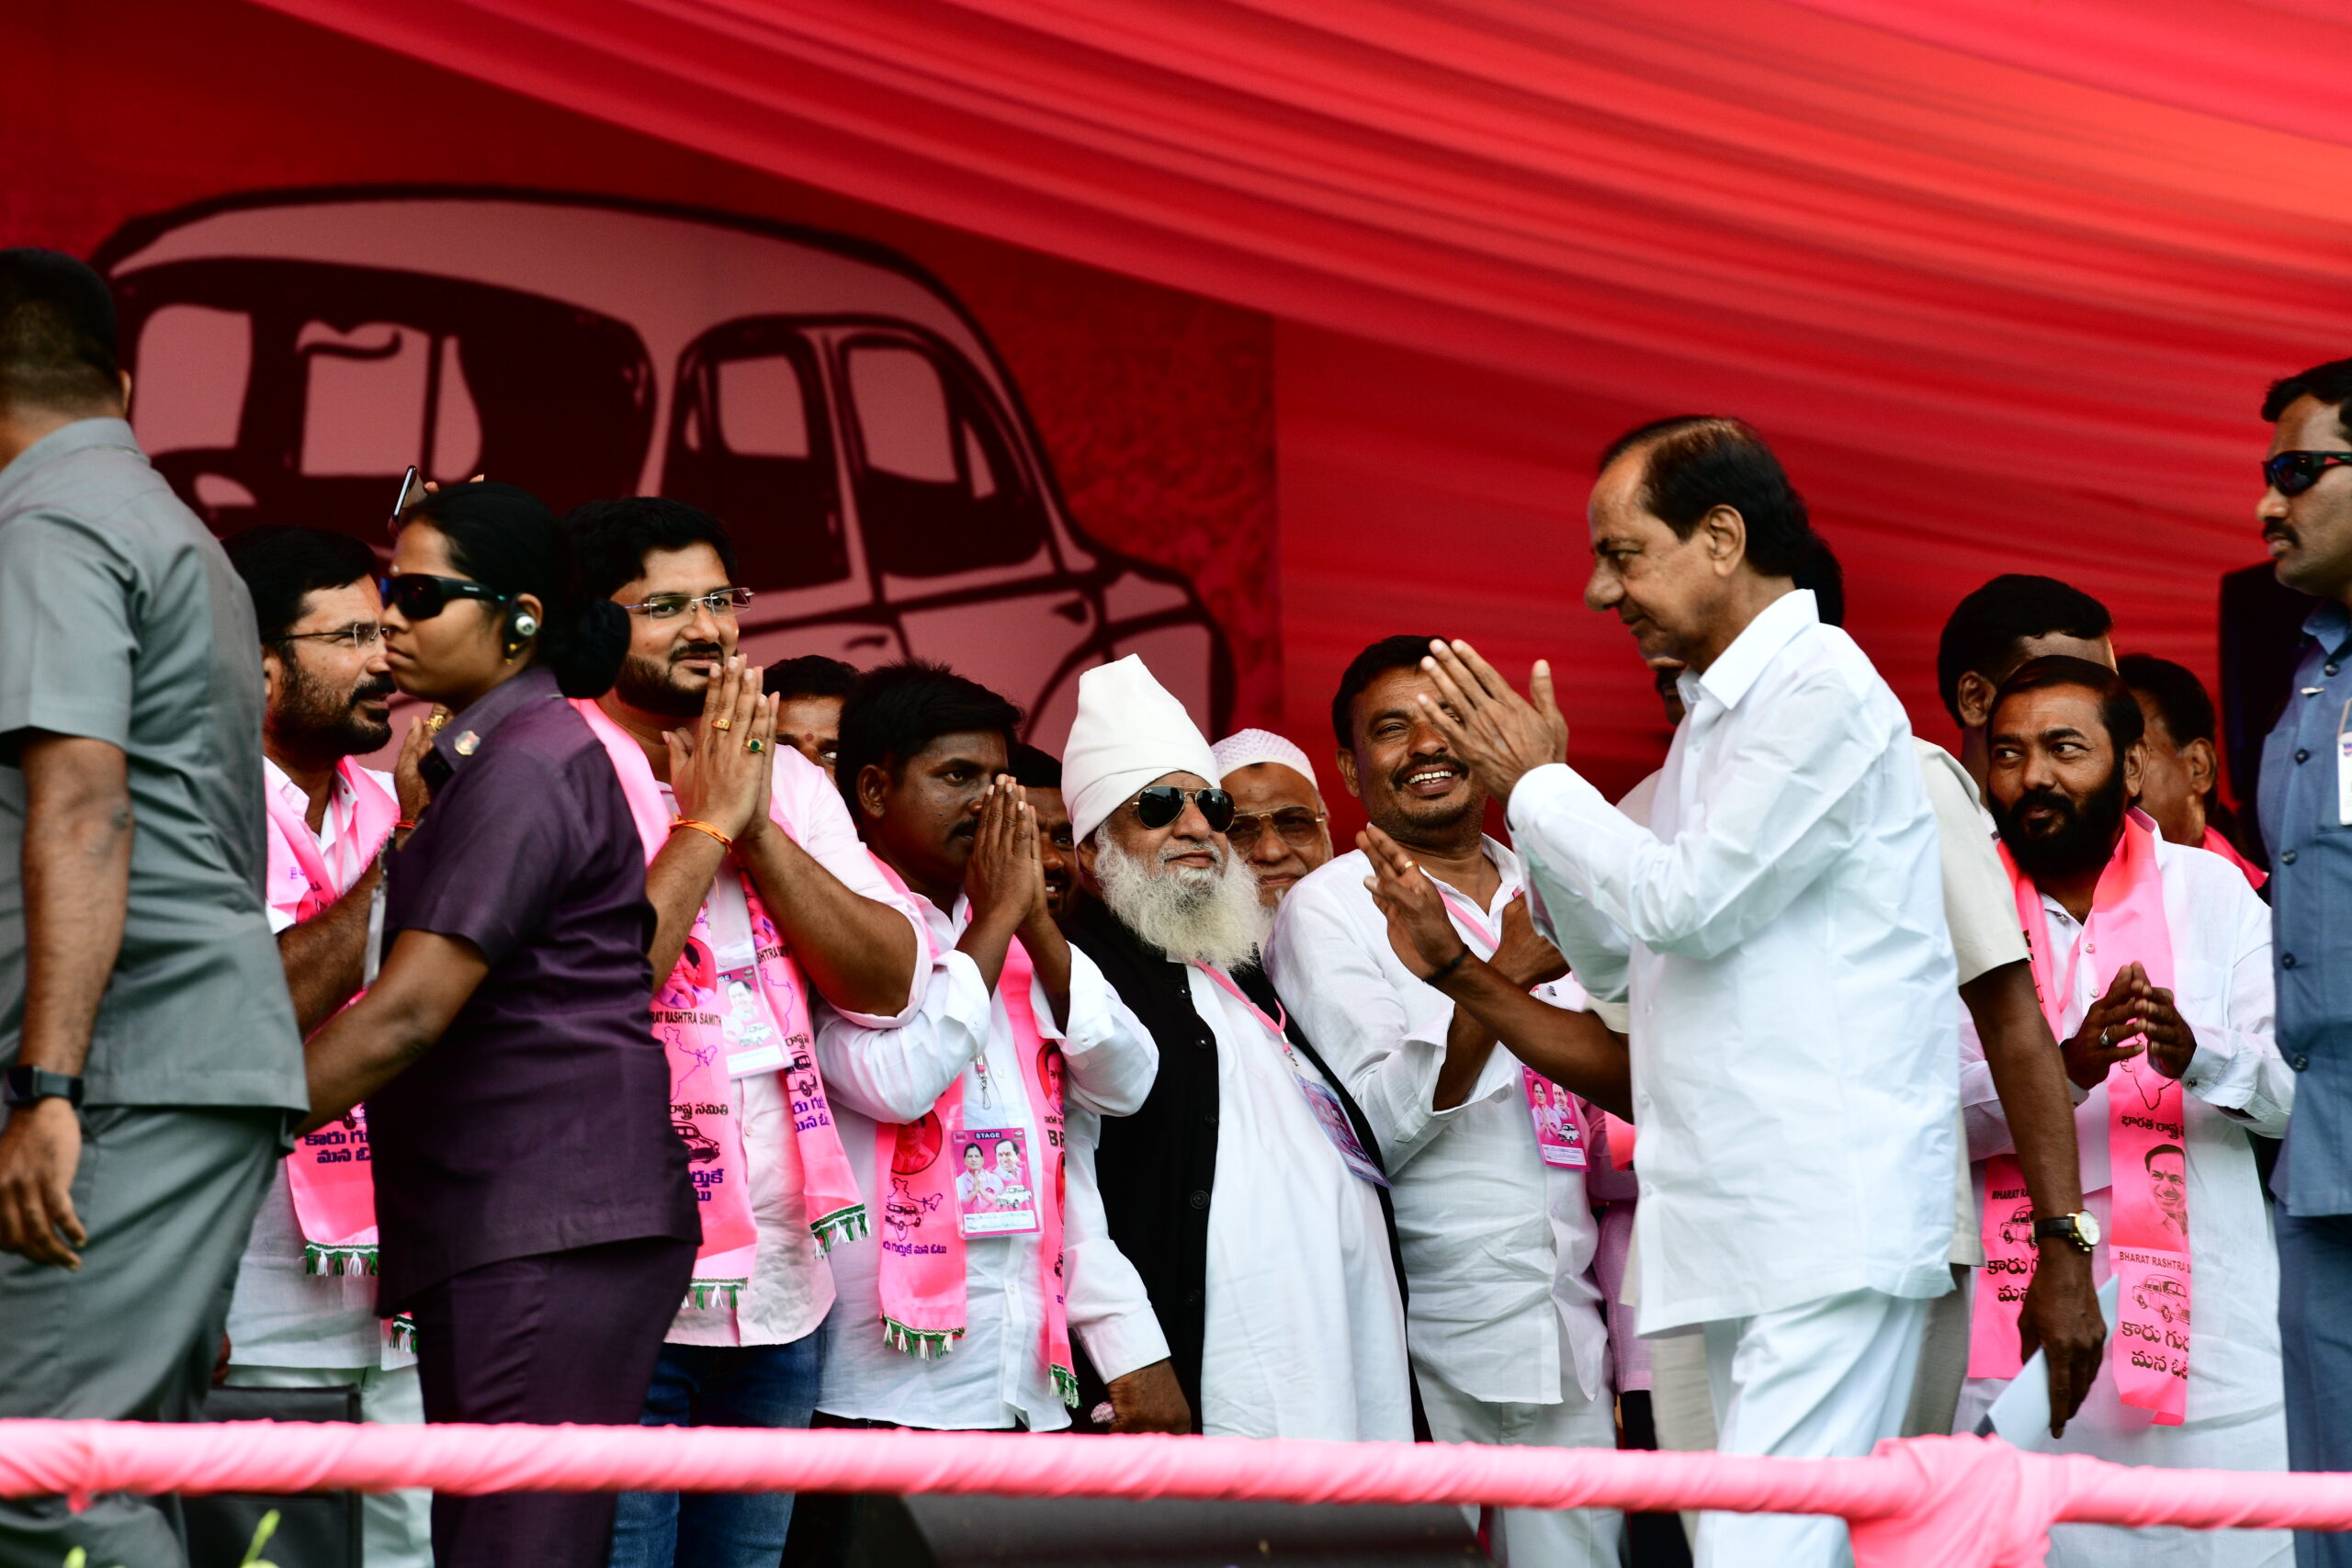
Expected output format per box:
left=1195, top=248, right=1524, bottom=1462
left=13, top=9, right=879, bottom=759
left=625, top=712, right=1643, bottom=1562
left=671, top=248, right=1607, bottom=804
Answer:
left=1698, top=1288, right=1931, bottom=1568
left=1417, top=1349, right=1623, bottom=1566
left=1956, top=1373, right=2290, bottom=1568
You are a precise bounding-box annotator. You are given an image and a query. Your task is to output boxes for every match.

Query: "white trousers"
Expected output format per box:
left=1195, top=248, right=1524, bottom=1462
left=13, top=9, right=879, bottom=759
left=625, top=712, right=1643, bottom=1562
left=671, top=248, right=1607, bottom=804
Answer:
left=223, top=1361, right=433, bottom=1568
left=1646, top=1328, right=1714, bottom=1546
left=1696, top=1288, right=1930, bottom=1568
left=1416, top=1355, right=1623, bottom=1567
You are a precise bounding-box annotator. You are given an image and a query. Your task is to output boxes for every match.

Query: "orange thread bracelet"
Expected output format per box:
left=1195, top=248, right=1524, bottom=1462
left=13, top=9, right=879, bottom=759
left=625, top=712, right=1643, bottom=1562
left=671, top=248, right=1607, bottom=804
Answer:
left=670, top=817, right=733, bottom=852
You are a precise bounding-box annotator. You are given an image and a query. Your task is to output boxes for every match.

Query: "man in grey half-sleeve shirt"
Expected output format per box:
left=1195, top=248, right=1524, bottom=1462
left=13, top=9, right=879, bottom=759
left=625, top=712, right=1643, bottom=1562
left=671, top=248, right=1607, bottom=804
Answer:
left=0, top=250, right=305, bottom=1568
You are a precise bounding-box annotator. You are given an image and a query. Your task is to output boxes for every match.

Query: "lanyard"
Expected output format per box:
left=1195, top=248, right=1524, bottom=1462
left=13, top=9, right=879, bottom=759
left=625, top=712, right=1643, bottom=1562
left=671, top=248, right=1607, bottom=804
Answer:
left=1430, top=876, right=1501, bottom=953
left=1193, top=964, right=1287, bottom=1042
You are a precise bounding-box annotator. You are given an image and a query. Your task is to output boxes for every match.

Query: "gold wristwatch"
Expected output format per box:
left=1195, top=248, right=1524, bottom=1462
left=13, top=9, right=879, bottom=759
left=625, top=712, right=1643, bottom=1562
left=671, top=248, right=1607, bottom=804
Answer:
left=2031, top=1212, right=2100, bottom=1254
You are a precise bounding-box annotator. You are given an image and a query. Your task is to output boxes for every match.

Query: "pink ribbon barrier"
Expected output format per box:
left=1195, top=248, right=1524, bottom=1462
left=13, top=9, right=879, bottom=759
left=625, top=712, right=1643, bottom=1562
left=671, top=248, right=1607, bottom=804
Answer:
left=7, top=1423, right=2352, bottom=1568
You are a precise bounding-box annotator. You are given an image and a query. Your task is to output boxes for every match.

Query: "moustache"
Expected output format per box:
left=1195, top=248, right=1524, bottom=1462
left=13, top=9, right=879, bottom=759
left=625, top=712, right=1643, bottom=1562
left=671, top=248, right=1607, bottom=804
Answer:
left=352, top=677, right=396, bottom=705
left=2009, top=785, right=2078, bottom=828
left=671, top=644, right=726, bottom=667
left=1389, top=753, right=1465, bottom=788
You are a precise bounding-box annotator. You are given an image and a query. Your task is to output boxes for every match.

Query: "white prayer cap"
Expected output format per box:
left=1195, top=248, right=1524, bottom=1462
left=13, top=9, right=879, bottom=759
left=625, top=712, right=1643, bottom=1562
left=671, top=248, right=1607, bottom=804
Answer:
left=1211, top=728, right=1318, bottom=794
left=1063, top=655, right=1219, bottom=844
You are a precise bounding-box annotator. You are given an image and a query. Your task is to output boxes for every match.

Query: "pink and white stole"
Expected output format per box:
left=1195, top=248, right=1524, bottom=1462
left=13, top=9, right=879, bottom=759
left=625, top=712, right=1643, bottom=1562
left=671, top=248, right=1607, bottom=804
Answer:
left=1967, top=814, right=2190, bottom=1425
left=1429, top=878, right=1593, bottom=1172
left=264, top=762, right=400, bottom=1276
left=866, top=862, right=1075, bottom=1404
left=575, top=700, right=868, bottom=1311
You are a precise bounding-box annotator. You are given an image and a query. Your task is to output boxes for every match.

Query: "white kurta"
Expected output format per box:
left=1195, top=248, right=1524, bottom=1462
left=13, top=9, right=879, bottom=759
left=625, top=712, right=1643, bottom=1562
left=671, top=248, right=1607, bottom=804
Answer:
left=229, top=759, right=409, bottom=1371
left=1510, top=589, right=1958, bottom=1334
left=1265, top=839, right=1609, bottom=1408
left=1958, top=832, right=2293, bottom=1568
left=1189, top=966, right=1415, bottom=1441
left=815, top=890, right=1165, bottom=1431
left=655, top=755, right=929, bottom=1348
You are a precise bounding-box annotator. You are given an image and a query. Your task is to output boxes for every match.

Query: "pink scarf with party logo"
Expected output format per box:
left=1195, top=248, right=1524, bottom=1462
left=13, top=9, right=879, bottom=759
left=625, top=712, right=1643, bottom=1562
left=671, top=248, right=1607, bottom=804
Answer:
left=1968, top=814, right=2189, bottom=1425
left=867, top=861, right=1074, bottom=1404
left=264, top=761, right=401, bottom=1274
left=575, top=701, right=868, bottom=1310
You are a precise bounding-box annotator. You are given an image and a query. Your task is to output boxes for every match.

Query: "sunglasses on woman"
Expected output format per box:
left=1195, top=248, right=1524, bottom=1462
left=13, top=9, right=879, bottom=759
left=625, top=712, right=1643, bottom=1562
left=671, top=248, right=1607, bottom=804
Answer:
left=1225, top=806, right=1329, bottom=852
left=2263, top=450, right=2352, bottom=498
left=379, top=573, right=512, bottom=621
left=1132, top=784, right=1237, bottom=834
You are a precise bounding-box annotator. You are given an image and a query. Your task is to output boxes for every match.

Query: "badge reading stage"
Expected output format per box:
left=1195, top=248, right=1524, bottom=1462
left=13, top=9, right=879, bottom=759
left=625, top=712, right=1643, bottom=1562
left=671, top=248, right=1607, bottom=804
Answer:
left=955, top=1127, right=1042, bottom=1237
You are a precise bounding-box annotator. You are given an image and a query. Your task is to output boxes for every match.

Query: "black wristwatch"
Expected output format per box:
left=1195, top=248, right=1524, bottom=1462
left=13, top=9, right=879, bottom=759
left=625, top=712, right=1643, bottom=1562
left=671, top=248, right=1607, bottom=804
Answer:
left=4, top=1066, right=84, bottom=1110
left=2032, top=1212, right=2100, bottom=1254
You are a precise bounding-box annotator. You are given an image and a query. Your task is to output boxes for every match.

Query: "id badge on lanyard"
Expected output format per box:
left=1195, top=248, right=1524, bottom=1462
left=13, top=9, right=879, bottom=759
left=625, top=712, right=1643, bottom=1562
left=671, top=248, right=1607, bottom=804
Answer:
left=1195, top=964, right=1390, bottom=1189
left=707, top=874, right=785, bottom=1079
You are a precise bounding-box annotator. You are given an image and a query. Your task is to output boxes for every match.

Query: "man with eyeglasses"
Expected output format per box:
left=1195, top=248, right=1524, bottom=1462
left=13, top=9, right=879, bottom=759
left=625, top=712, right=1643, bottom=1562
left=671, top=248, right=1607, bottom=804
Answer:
left=561, top=497, right=925, bottom=1568
left=216, top=524, right=433, bottom=1568
left=1060, top=656, right=1416, bottom=1441
left=1264, top=635, right=1630, bottom=1566
left=2256, top=357, right=2352, bottom=1566
left=1209, top=729, right=1332, bottom=907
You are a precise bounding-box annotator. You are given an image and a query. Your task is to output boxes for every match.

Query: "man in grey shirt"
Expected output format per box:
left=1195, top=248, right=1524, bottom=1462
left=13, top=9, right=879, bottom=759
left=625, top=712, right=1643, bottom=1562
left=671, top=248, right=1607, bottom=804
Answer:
left=0, top=249, right=306, bottom=1567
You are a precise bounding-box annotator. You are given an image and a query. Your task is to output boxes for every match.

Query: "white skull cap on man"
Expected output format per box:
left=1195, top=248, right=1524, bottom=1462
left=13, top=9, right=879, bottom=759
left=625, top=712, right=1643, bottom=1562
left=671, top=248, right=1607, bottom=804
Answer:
left=1211, top=728, right=1317, bottom=794
left=1063, top=655, right=1220, bottom=844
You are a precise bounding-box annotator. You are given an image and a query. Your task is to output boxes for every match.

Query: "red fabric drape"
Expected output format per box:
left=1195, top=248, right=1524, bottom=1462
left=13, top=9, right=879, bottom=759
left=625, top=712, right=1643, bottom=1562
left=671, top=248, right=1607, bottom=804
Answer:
left=232, top=0, right=2352, bottom=790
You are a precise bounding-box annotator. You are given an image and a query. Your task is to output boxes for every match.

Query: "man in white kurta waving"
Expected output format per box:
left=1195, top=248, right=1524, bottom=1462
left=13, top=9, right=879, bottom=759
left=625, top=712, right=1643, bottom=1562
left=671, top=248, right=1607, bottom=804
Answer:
left=1962, top=655, right=2291, bottom=1568
left=1419, top=416, right=1959, bottom=1568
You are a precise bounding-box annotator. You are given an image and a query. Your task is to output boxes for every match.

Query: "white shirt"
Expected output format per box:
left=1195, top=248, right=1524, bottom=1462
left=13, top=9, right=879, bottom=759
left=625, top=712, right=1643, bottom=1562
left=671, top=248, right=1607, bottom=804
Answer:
left=1962, top=831, right=2292, bottom=1424
left=815, top=889, right=1164, bottom=1430
left=229, top=759, right=408, bottom=1371
left=1266, top=838, right=1609, bottom=1407
left=1510, top=589, right=1959, bottom=1333
left=1190, top=967, right=1416, bottom=1440
left=656, top=756, right=929, bottom=1348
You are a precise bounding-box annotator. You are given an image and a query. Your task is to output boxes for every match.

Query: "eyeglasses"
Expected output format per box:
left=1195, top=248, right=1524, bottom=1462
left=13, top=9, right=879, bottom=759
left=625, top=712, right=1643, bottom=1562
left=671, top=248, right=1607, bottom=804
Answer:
left=1132, top=784, right=1236, bottom=834
left=2263, top=450, right=2352, bottom=497
left=1225, top=806, right=1328, bottom=851
left=619, top=587, right=755, bottom=620
left=379, top=573, right=511, bottom=621
left=277, top=623, right=385, bottom=650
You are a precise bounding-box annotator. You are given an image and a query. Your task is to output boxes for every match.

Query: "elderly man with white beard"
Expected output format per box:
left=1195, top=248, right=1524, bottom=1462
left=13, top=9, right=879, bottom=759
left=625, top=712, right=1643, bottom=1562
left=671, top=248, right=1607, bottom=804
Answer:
left=1058, top=657, right=1418, bottom=1441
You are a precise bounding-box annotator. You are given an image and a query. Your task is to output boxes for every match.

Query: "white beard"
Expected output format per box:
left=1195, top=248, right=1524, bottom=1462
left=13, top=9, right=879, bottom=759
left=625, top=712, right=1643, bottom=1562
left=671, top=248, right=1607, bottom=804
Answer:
left=1092, top=831, right=1271, bottom=971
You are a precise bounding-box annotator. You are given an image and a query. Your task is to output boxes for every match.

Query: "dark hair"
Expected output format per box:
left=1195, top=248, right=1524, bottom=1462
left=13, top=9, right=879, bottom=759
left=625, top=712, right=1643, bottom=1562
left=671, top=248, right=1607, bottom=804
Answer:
left=1789, top=536, right=1846, bottom=627
left=1331, top=635, right=1445, bottom=750
left=562, top=496, right=741, bottom=602
left=1598, top=415, right=1817, bottom=577
left=0, top=249, right=119, bottom=414
left=834, top=660, right=1021, bottom=818
left=1009, top=742, right=1062, bottom=791
left=2263, top=359, right=2352, bottom=432
left=401, top=481, right=628, bottom=698
left=1935, top=575, right=2112, bottom=724
left=2117, top=653, right=2216, bottom=750
left=2145, top=1143, right=2186, bottom=1168
left=221, top=525, right=379, bottom=643
left=1990, top=655, right=2144, bottom=755
left=765, top=654, right=856, bottom=704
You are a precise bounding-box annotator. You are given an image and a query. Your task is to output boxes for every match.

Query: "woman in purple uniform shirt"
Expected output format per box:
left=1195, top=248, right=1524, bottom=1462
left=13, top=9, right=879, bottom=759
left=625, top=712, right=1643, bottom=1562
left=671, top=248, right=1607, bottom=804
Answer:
left=300, top=483, right=700, bottom=1568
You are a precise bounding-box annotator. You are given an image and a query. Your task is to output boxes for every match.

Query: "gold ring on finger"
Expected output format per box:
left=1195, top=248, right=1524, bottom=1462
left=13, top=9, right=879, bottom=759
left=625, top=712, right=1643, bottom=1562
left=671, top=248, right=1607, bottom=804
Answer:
left=747, top=738, right=765, bottom=753
left=711, top=716, right=734, bottom=731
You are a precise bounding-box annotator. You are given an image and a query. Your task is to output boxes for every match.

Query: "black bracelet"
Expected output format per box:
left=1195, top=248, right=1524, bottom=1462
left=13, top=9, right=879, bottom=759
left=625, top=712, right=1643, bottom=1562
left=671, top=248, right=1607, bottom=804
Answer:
left=1425, top=947, right=1472, bottom=987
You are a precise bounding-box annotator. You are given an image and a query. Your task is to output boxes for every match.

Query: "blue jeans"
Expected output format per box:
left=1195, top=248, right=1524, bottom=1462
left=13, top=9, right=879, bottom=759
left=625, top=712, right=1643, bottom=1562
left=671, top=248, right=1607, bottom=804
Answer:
left=605, top=1335, right=824, bottom=1568
left=2278, top=1204, right=2352, bottom=1568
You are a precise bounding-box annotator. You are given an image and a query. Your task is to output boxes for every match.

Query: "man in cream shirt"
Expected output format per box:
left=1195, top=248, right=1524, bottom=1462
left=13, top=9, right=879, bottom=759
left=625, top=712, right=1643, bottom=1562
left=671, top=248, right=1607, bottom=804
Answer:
left=1422, top=417, right=1958, bottom=1568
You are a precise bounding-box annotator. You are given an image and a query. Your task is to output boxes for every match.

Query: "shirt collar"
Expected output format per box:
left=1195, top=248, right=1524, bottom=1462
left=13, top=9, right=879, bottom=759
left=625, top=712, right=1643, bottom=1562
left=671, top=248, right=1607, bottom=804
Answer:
left=0, top=417, right=145, bottom=506
left=1687, top=589, right=1819, bottom=715
left=2303, top=598, right=2352, bottom=658
left=423, top=666, right=561, bottom=788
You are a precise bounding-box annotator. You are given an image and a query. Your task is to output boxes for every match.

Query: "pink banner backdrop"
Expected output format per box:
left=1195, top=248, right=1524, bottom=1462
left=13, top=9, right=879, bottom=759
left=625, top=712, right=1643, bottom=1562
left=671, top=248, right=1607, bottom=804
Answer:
left=8, top=1423, right=2352, bottom=1568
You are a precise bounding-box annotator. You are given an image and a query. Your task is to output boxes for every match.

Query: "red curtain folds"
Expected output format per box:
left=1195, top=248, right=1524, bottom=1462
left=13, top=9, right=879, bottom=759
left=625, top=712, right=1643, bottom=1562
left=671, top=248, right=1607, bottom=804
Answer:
left=238, top=0, right=2352, bottom=793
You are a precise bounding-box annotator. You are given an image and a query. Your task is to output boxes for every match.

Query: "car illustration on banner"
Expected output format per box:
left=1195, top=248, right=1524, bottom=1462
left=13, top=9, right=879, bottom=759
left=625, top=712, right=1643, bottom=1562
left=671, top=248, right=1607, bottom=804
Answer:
left=93, top=187, right=1231, bottom=750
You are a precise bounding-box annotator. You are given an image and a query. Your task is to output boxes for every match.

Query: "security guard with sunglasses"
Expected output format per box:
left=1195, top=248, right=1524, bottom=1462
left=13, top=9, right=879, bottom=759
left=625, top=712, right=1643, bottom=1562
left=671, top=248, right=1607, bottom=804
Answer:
left=2257, top=359, right=2352, bottom=1562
